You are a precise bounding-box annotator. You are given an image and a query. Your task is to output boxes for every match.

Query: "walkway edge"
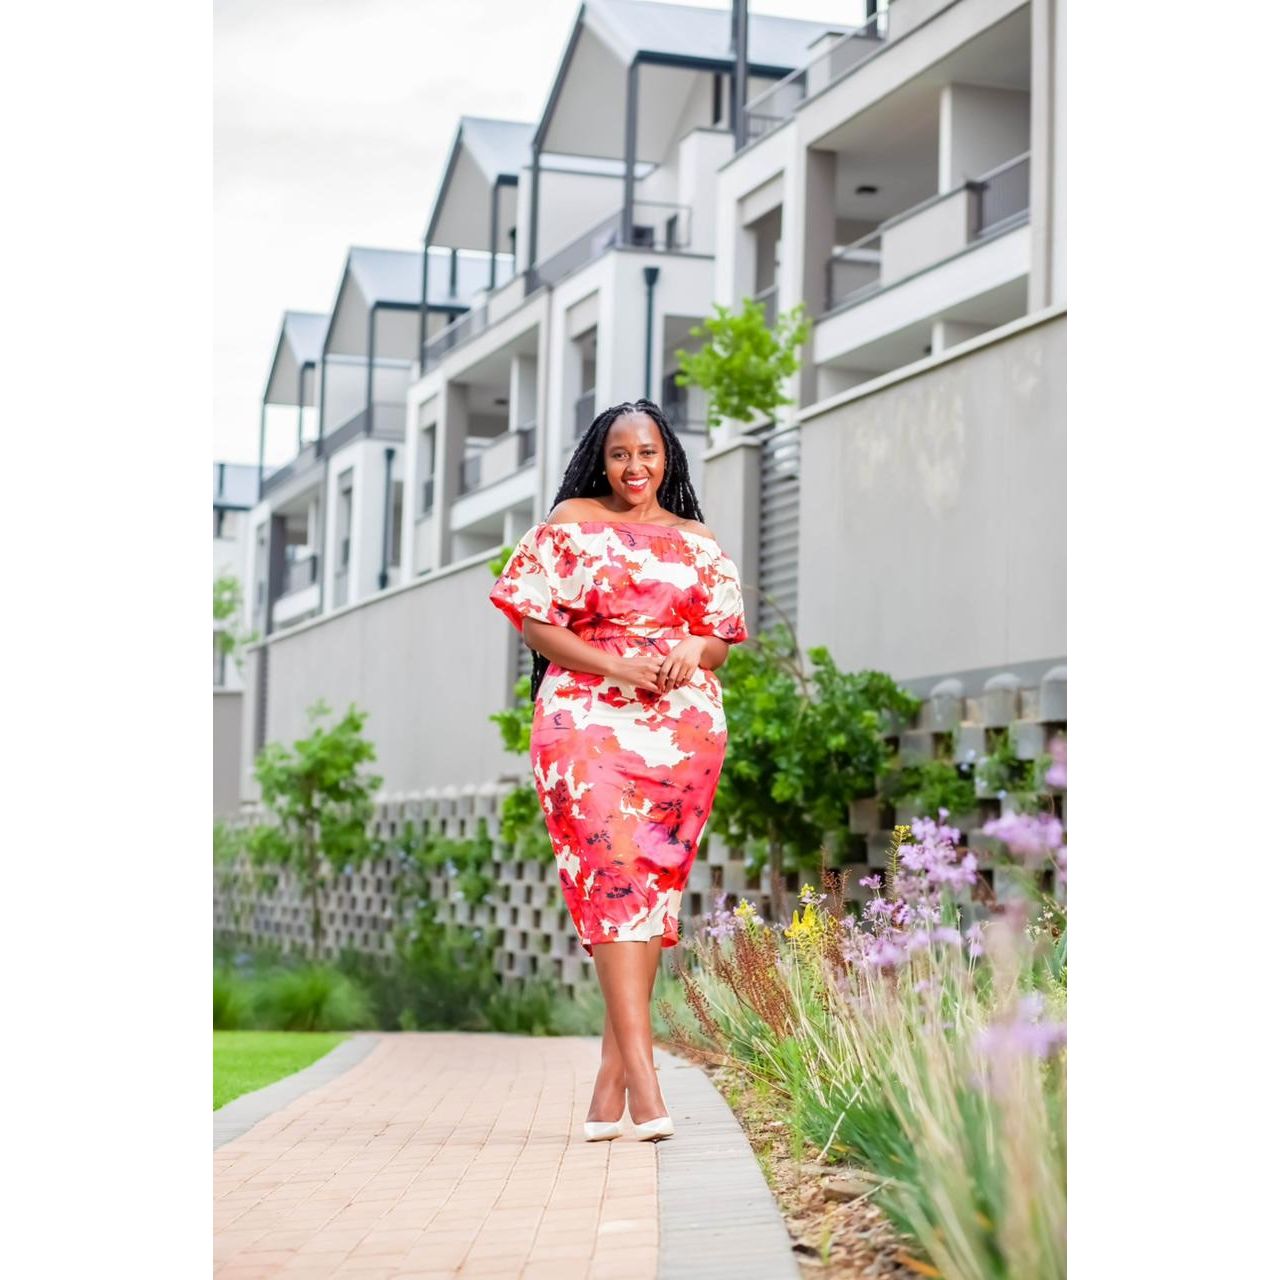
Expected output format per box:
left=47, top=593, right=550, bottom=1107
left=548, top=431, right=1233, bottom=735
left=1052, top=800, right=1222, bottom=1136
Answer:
left=213, top=1031, right=382, bottom=1149
left=654, top=1046, right=801, bottom=1280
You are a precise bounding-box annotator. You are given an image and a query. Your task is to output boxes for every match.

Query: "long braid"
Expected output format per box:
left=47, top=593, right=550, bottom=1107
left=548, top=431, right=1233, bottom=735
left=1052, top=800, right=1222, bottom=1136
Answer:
left=528, top=398, right=703, bottom=703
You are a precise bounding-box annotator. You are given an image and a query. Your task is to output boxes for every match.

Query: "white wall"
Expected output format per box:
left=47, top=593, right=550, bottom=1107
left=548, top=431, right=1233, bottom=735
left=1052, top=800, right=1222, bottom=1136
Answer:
left=939, top=83, right=1030, bottom=186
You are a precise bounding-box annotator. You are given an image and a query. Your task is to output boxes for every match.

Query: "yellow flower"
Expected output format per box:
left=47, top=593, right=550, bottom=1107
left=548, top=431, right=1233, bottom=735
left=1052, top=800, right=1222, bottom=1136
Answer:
left=733, top=899, right=759, bottom=921
left=785, top=903, right=818, bottom=940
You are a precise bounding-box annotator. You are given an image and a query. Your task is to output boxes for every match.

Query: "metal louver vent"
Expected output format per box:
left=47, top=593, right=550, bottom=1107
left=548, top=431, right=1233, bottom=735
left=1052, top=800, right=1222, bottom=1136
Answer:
left=757, top=426, right=800, bottom=637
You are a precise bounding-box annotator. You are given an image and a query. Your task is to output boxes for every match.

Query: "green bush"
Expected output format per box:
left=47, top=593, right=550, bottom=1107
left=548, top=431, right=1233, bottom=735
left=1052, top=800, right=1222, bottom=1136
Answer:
left=213, top=967, right=253, bottom=1030
left=253, top=965, right=376, bottom=1031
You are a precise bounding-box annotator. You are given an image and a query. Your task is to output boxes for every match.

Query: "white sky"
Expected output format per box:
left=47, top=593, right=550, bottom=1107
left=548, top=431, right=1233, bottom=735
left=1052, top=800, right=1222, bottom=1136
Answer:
left=214, top=0, right=859, bottom=466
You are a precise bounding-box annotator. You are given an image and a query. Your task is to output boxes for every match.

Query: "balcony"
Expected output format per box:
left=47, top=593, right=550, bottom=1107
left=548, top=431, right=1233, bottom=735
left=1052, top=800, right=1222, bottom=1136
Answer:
left=826, top=153, right=1030, bottom=313
left=422, top=302, right=493, bottom=374
left=261, top=440, right=320, bottom=498
left=282, top=549, right=318, bottom=596
left=743, top=12, right=888, bottom=144
left=322, top=402, right=406, bottom=455
left=752, top=282, right=779, bottom=329
left=529, top=202, right=692, bottom=293
left=458, top=421, right=537, bottom=496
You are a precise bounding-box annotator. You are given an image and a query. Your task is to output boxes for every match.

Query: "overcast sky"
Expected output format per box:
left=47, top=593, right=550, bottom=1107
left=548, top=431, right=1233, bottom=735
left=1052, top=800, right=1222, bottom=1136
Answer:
left=214, top=0, right=857, bottom=466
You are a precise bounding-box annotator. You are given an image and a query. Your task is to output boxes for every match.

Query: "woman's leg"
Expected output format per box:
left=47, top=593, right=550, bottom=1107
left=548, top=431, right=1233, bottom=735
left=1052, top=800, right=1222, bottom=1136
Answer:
left=592, top=937, right=668, bottom=1124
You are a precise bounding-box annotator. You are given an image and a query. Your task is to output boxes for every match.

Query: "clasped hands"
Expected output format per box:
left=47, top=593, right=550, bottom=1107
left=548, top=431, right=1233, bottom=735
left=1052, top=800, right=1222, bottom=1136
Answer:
left=608, top=637, right=708, bottom=694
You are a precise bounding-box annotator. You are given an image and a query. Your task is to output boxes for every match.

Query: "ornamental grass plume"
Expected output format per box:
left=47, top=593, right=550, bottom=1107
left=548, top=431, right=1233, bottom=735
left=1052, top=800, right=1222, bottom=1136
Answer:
left=676, top=817, right=1066, bottom=1280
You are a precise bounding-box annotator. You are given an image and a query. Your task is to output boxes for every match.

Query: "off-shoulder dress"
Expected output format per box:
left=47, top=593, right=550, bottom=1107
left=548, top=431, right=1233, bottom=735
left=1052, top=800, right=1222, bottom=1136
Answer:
left=489, top=519, right=749, bottom=955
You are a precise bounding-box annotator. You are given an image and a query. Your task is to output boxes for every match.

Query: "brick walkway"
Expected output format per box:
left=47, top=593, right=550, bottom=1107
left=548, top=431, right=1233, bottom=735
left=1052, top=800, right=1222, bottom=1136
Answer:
left=214, top=1033, right=661, bottom=1279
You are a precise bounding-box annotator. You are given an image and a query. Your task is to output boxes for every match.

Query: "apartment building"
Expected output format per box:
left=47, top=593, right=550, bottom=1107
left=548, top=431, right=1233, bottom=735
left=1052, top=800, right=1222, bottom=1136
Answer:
left=212, top=460, right=258, bottom=692
left=221, top=0, right=1067, bottom=988
left=695, top=0, right=1065, bottom=659
left=404, top=1, right=847, bottom=577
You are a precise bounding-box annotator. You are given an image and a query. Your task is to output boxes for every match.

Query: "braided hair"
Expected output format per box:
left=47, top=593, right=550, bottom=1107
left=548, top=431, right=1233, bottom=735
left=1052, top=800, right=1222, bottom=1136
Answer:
left=527, top=397, right=704, bottom=703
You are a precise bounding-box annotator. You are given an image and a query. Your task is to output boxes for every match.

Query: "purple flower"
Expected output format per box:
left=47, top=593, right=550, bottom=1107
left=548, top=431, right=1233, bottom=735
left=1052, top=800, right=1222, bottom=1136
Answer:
left=982, top=812, right=1065, bottom=860
left=859, top=873, right=882, bottom=889
left=864, top=937, right=904, bottom=969
left=1045, top=736, right=1067, bottom=788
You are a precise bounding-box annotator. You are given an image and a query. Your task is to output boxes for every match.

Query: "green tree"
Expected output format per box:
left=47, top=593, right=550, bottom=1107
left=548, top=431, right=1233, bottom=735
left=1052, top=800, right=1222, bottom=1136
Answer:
left=674, top=296, right=811, bottom=430
left=711, top=619, right=919, bottom=911
left=214, top=573, right=260, bottom=675
left=246, top=699, right=384, bottom=958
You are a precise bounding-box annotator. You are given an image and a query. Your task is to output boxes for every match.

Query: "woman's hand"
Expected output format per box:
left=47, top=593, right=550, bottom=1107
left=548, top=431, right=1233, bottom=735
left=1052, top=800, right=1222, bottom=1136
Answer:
left=610, top=639, right=707, bottom=693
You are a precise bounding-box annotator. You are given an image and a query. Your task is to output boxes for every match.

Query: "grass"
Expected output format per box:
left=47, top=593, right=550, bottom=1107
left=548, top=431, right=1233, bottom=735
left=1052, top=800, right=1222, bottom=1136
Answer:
left=213, top=1029, right=349, bottom=1110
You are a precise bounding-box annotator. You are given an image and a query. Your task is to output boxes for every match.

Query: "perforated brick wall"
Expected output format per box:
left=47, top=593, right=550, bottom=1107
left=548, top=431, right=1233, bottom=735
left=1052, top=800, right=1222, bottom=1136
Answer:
left=215, top=666, right=1066, bottom=1000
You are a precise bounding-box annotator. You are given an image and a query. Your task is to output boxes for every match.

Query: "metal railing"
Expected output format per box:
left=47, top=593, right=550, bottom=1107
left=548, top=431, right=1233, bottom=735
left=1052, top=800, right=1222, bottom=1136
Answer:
left=826, top=229, right=883, bottom=311
left=975, top=151, right=1031, bottom=236
left=743, top=10, right=887, bottom=144
left=322, top=401, right=406, bottom=456
left=530, top=202, right=692, bottom=292
left=281, top=550, right=318, bottom=596
left=260, top=440, right=320, bottom=498
left=421, top=302, right=490, bottom=374
left=824, top=152, right=1032, bottom=312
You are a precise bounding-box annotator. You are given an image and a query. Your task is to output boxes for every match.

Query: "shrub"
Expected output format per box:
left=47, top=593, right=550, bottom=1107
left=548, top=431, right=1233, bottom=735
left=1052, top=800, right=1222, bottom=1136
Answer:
left=213, top=967, right=253, bottom=1030
left=253, top=965, right=376, bottom=1032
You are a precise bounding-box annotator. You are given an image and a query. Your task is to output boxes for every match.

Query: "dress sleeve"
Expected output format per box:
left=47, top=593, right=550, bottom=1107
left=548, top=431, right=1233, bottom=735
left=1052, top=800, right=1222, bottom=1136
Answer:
left=690, top=550, right=749, bottom=644
left=488, top=524, right=584, bottom=633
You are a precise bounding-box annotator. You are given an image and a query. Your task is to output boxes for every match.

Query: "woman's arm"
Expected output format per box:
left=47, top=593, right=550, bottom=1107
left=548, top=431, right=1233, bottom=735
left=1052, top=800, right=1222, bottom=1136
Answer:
left=523, top=618, right=620, bottom=679
left=698, top=636, right=730, bottom=672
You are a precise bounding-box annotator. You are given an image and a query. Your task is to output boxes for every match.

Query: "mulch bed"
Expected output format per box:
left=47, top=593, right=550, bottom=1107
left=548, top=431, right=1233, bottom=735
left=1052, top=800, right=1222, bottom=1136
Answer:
left=657, top=1039, right=931, bottom=1279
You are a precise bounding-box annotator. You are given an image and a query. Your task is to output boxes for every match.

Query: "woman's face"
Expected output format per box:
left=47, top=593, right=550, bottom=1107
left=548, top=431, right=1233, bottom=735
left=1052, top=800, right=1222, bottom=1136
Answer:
left=603, top=412, right=665, bottom=506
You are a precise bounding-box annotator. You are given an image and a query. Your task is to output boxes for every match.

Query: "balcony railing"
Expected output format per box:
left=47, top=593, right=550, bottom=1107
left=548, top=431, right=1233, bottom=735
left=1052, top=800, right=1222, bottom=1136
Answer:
left=281, top=550, right=318, bottom=596
left=421, top=302, right=490, bottom=374
left=530, top=202, right=692, bottom=292
left=457, top=420, right=538, bottom=496
left=322, top=402, right=406, bottom=455
left=574, top=390, right=596, bottom=439
left=743, top=11, right=887, bottom=144
left=260, top=440, right=320, bottom=498
left=825, top=152, right=1031, bottom=313
left=976, top=151, right=1031, bottom=237
left=827, top=230, right=884, bottom=311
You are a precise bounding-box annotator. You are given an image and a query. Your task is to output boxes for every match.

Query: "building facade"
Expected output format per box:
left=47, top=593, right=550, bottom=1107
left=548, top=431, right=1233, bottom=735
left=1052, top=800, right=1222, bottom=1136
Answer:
left=218, top=0, right=1068, bottom=992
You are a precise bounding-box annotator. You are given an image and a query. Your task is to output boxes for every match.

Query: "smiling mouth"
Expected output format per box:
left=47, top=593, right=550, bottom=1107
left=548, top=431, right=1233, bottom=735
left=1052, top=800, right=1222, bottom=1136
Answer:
left=624, top=478, right=648, bottom=489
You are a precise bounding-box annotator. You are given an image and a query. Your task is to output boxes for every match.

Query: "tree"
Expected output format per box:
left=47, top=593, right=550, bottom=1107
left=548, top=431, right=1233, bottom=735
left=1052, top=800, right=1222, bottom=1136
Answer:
left=674, top=296, right=811, bottom=430
left=214, top=573, right=260, bottom=675
left=246, top=699, right=385, bottom=958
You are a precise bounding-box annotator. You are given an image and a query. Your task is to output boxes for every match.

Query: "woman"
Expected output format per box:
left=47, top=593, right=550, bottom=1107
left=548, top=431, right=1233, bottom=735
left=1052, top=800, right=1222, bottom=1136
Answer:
left=489, top=398, right=749, bottom=1143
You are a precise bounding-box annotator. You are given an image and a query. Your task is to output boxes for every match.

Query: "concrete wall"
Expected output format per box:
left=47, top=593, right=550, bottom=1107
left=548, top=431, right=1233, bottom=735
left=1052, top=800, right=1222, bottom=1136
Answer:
left=795, top=307, right=1065, bottom=685
left=240, top=547, right=517, bottom=804
left=213, top=690, right=243, bottom=817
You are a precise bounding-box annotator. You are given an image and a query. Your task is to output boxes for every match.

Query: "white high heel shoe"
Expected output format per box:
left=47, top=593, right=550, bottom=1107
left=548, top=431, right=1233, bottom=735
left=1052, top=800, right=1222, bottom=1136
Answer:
left=632, top=1113, right=675, bottom=1142
left=583, top=1115, right=625, bottom=1142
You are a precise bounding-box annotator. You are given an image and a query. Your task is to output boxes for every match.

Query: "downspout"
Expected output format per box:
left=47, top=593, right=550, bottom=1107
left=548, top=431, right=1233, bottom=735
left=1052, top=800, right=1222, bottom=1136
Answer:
left=643, top=266, right=659, bottom=400
left=731, top=0, right=749, bottom=151
left=256, top=402, right=266, bottom=501
left=622, top=59, right=639, bottom=244
left=528, top=144, right=541, bottom=286
left=419, top=240, right=430, bottom=369
left=365, top=304, right=377, bottom=435
left=489, top=181, right=500, bottom=291
left=379, top=446, right=395, bottom=590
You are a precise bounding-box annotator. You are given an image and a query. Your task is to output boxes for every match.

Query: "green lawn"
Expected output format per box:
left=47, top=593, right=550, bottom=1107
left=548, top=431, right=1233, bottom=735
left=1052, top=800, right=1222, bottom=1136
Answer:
left=214, top=1030, right=348, bottom=1110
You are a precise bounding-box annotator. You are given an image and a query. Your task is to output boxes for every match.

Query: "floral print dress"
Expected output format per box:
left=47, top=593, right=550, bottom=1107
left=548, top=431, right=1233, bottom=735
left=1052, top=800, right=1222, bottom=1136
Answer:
left=489, top=519, right=749, bottom=955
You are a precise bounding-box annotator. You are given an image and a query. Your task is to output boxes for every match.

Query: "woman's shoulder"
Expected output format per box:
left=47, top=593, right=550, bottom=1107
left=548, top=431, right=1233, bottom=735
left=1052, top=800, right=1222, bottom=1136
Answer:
left=543, top=499, right=717, bottom=542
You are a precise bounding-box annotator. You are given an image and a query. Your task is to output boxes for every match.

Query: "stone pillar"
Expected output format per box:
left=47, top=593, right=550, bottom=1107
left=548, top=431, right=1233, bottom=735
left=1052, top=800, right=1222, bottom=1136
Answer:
left=432, top=381, right=468, bottom=569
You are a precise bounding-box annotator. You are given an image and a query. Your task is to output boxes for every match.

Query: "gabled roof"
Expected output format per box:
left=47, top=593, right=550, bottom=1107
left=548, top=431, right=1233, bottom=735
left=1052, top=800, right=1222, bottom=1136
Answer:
left=458, top=116, right=535, bottom=185
left=263, top=310, right=326, bottom=406
left=586, top=0, right=848, bottom=70
left=536, top=0, right=850, bottom=159
left=425, top=117, right=534, bottom=249
left=346, top=247, right=424, bottom=308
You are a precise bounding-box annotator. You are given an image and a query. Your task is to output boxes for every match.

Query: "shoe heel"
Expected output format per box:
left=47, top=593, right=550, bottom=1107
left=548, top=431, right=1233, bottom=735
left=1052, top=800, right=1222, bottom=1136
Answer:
left=632, top=1115, right=674, bottom=1142
left=583, top=1118, right=624, bottom=1142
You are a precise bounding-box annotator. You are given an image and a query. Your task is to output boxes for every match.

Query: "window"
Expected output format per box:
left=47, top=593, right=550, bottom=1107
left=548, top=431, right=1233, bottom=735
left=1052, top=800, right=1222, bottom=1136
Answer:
left=213, top=634, right=228, bottom=686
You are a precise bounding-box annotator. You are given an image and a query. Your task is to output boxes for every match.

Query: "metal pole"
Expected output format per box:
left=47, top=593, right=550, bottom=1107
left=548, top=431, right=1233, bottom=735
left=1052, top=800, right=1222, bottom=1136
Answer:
left=528, top=145, right=541, bottom=279
left=731, top=0, right=749, bottom=150
left=489, top=182, right=500, bottom=291
left=643, top=266, right=659, bottom=400
left=257, top=403, right=266, bottom=500
left=418, top=243, right=430, bottom=369
left=365, top=305, right=376, bottom=433
left=379, top=446, right=395, bottom=590
left=622, top=59, right=639, bottom=244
